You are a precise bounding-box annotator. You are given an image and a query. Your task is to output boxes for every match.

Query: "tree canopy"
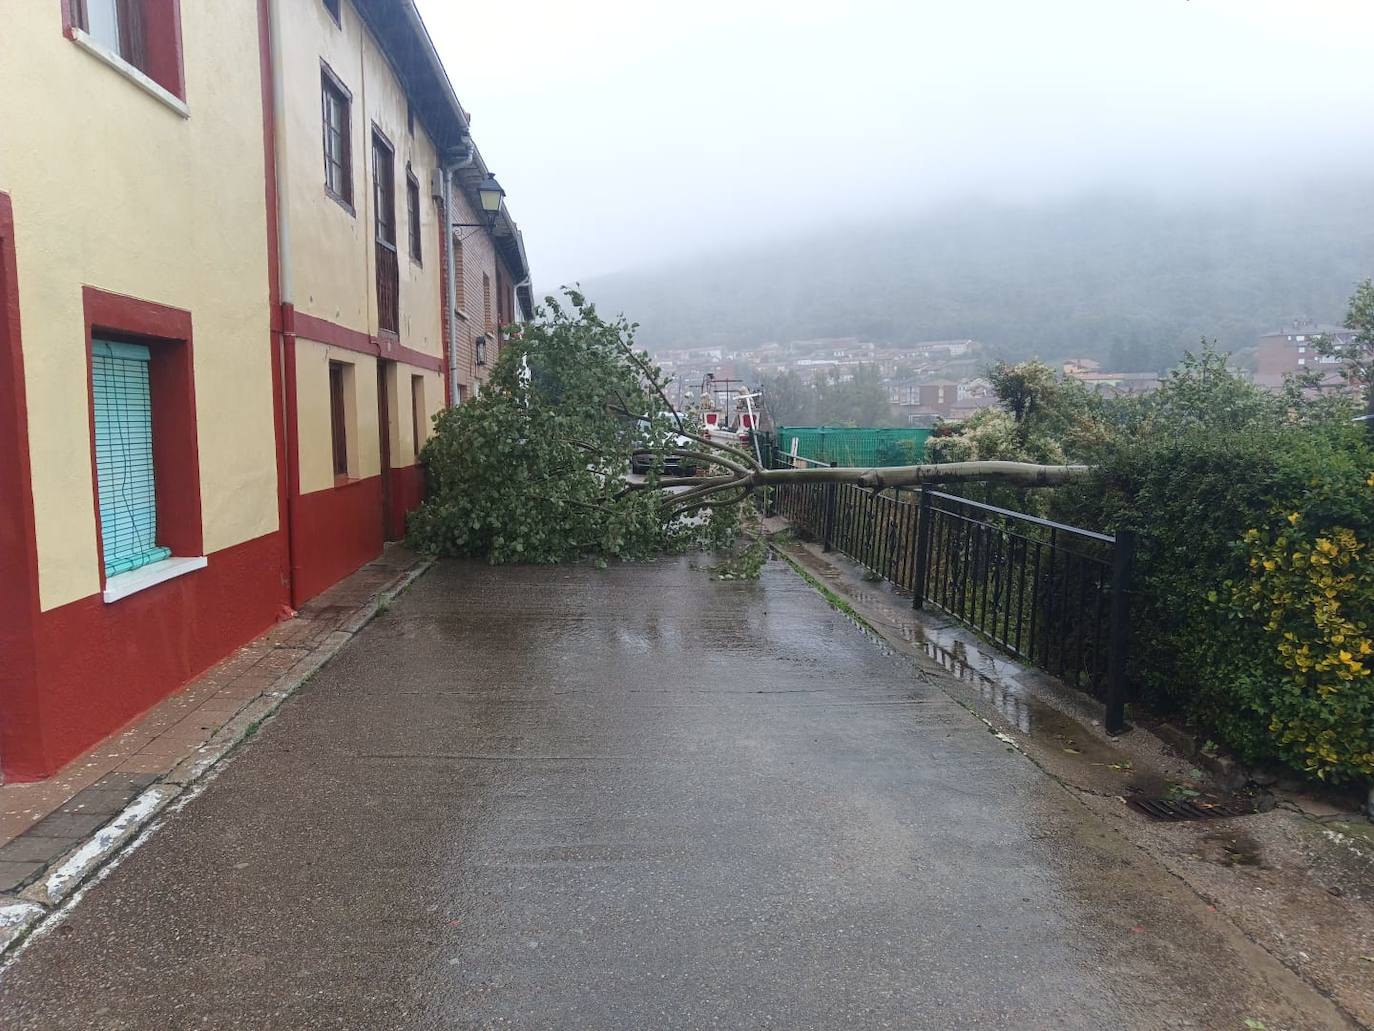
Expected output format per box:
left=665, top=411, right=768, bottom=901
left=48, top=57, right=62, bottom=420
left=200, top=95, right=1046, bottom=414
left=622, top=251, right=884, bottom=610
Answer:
left=407, top=292, right=740, bottom=564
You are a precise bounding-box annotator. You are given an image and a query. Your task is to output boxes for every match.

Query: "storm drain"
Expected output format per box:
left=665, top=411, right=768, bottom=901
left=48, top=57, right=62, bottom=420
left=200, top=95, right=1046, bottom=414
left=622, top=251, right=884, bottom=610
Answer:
left=1128, top=797, right=1255, bottom=821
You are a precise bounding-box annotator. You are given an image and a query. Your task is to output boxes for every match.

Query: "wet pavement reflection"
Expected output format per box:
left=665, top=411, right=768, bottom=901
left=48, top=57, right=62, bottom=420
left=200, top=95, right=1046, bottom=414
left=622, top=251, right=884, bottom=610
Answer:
left=0, top=556, right=1350, bottom=1029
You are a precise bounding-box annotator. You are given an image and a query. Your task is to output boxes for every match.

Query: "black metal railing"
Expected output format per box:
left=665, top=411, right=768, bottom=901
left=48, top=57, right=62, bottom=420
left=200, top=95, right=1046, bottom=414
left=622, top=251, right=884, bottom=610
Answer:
left=763, top=440, right=1134, bottom=732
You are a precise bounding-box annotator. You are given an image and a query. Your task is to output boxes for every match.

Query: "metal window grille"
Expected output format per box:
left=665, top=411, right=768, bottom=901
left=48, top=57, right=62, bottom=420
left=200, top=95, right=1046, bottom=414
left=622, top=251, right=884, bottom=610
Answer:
left=92, top=340, right=169, bottom=576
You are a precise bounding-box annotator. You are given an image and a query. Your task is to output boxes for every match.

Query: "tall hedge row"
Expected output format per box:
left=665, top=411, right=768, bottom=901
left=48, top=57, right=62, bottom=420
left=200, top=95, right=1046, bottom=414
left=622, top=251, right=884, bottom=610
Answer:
left=1050, top=354, right=1374, bottom=782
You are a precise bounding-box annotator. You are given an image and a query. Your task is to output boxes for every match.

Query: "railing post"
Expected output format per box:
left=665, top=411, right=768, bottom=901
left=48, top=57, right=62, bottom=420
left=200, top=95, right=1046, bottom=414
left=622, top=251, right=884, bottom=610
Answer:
left=822, top=461, right=838, bottom=552
left=764, top=439, right=778, bottom=516
left=912, top=487, right=932, bottom=609
left=1104, top=528, right=1135, bottom=736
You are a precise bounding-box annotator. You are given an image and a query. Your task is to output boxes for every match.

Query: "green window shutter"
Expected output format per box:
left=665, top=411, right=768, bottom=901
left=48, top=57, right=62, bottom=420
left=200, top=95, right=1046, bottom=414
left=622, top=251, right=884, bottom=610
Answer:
left=92, top=340, right=170, bottom=577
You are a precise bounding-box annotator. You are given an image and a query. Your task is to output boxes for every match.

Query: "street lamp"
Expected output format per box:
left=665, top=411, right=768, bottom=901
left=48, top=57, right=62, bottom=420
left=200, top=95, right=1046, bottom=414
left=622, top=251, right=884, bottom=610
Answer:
left=451, top=172, right=506, bottom=232
left=477, top=173, right=505, bottom=219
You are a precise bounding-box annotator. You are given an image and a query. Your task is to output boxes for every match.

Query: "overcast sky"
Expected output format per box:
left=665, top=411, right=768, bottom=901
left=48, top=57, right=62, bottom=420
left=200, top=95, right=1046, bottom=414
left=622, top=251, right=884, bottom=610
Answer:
left=417, top=0, right=1374, bottom=288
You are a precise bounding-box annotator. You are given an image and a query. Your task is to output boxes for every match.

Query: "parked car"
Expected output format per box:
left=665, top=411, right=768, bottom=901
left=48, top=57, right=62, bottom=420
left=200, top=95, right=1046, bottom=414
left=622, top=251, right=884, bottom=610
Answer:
left=630, top=414, right=698, bottom=476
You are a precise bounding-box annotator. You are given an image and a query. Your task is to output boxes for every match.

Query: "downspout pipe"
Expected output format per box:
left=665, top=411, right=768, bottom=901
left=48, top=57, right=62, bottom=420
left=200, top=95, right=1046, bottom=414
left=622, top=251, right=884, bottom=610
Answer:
left=268, top=0, right=302, bottom=606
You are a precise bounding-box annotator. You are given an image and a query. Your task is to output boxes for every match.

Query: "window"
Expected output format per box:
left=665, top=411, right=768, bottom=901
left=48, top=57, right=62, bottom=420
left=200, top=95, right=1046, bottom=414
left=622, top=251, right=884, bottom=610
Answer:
left=321, top=65, right=353, bottom=208
left=68, top=0, right=186, bottom=101
left=407, top=169, right=422, bottom=264
left=83, top=288, right=201, bottom=601
left=1298, top=357, right=1307, bottom=366
left=482, top=271, right=492, bottom=330
left=372, top=130, right=399, bottom=333
left=329, top=361, right=349, bottom=479
left=322, top=0, right=341, bottom=24
left=453, top=236, right=465, bottom=310
left=92, top=340, right=168, bottom=576
left=411, top=375, right=425, bottom=459
left=372, top=130, right=396, bottom=246
left=80, top=0, right=129, bottom=56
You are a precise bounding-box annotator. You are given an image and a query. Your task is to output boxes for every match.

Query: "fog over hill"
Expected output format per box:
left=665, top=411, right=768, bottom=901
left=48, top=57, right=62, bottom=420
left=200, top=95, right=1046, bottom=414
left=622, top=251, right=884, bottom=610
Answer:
left=583, top=179, right=1374, bottom=371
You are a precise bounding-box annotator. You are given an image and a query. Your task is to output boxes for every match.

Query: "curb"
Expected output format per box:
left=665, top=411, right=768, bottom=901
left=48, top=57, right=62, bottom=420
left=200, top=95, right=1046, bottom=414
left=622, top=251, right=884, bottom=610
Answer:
left=0, top=557, right=434, bottom=961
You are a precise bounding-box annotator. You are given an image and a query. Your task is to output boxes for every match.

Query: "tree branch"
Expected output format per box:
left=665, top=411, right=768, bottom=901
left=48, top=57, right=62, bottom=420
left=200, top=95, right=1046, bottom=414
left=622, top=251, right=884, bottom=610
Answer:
left=664, top=477, right=752, bottom=510
left=612, top=338, right=685, bottom=434
left=665, top=449, right=754, bottom=477
left=605, top=403, right=763, bottom=472
left=674, top=429, right=763, bottom=471
left=672, top=488, right=752, bottom=519
left=728, top=461, right=1092, bottom=490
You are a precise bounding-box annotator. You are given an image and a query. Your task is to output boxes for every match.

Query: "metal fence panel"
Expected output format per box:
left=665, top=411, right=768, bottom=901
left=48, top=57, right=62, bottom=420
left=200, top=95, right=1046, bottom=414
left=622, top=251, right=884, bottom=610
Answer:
left=763, top=442, right=1134, bottom=733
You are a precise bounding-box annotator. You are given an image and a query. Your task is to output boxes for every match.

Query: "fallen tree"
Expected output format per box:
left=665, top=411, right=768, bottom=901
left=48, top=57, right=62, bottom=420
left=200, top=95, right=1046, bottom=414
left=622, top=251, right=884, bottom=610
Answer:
left=623, top=455, right=1092, bottom=516
left=407, top=291, right=1088, bottom=565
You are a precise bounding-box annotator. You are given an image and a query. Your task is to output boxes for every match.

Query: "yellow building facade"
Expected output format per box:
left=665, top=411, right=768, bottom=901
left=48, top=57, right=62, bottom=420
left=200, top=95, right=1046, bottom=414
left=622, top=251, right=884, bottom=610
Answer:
left=270, top=0, right=529, bottom=602
left=0, top=0, right=530, bottom=780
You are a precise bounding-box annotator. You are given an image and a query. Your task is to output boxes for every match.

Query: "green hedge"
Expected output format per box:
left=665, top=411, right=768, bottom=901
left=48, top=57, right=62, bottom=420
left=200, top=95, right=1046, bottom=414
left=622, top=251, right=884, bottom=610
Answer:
left=1051, top=383, right=1374, bottom=782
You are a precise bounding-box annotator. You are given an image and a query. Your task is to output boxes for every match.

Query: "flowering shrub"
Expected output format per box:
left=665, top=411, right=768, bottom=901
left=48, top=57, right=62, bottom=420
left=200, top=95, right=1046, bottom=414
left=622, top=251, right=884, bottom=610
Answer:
left=1228, top=512, right=1374, bottom=781
left=1051, top=348, right=1374, bottom=785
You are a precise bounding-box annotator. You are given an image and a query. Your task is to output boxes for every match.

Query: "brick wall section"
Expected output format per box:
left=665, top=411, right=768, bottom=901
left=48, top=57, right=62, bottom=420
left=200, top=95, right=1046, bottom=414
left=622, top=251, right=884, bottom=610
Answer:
left=450, top=188, right=496, bottom=396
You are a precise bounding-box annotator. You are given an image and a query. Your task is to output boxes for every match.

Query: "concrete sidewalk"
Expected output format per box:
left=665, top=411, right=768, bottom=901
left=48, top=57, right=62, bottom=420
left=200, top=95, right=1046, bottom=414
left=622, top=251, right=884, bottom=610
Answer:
left=0, top=545, right=429, bottom=931
left=0, top=555, right=1356, bottom=1029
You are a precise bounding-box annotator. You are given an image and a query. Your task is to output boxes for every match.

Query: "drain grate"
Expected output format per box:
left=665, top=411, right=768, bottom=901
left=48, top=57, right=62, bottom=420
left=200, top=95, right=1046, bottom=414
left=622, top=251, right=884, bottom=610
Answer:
left=1128, top=797, right=1255, bottom=821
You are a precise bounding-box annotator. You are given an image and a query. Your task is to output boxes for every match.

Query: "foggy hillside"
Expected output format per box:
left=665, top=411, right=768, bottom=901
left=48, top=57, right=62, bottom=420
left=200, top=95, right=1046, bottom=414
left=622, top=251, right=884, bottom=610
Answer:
left=583, top=180, right=1374, bottom=369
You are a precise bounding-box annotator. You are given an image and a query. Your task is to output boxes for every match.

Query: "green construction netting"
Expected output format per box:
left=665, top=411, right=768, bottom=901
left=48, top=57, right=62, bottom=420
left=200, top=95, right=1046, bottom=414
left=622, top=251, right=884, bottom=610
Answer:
left=777, top=426, right=933, bottom=468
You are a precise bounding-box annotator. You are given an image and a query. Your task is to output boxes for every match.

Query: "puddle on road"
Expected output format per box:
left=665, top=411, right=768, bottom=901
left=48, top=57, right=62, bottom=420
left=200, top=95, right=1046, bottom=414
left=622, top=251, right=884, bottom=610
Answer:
left=837, top=584, right=1100, bottom=744
left=812, top=564, right=1135, bottom=772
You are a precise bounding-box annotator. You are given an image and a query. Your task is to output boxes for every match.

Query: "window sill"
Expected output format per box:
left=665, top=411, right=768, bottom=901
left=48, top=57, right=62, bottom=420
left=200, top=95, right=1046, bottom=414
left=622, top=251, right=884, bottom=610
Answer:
left=325, top=187, right=356, bottom=218
left=103, top=556, right=207, bottom=604
left=69, top=30, right=189, bottom=119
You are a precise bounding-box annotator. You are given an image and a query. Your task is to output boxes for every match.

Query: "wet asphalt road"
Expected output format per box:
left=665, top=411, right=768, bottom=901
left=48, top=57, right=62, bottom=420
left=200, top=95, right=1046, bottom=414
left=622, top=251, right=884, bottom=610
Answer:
left=0, top=557, right=1350, bottom=1029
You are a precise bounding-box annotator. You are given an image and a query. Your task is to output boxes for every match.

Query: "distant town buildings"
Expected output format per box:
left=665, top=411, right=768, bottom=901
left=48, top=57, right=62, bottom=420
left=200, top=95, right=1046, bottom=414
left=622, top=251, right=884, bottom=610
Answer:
left=1254, top=318, right=1359, bottom=391
left=660, top=316, right=1366, bottom=430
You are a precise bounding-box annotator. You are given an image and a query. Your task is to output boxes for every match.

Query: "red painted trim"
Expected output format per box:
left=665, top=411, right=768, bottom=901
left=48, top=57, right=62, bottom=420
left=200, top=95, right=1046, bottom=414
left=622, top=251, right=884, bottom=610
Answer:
left=82, top=286, right=202, bottom=587
left=294, top=310, right=373, bottom=354
left=291, top=475, right=384, bottom=602
left=142, top=0, right=185, bottom=101
left=291, top=309, right=443, bottom=373
left=85, top=286, right=192, bottom=341
left=6, top=530, right=284, bottom=780
left=61, top=1, right=186, bottom=100
left=0, top=192, right=43, bottom=780
left=386, top=340, right=443, bottom=373
left=385, top=462, right=425, bottom=541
